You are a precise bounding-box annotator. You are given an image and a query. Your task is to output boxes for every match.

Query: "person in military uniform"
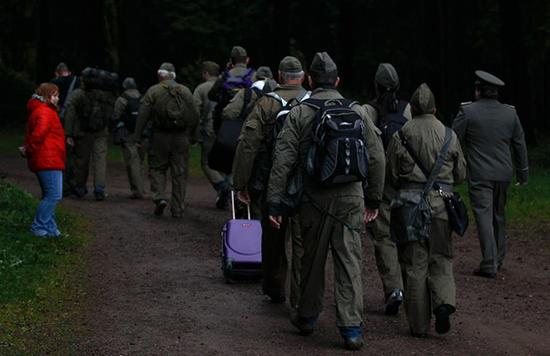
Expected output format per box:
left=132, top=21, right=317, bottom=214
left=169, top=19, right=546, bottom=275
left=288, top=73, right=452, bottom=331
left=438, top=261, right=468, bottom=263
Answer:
left=131, top=62, right=199, bottom=218
left=364, top=63, right=411, bottom=315
left=193, top=61, right=227, bottom=202
left=387, top=83, right=467, bottom=337
left=111, top=77, right=146, bottom=199
left=222, top=66, right=276, bottom=122
left=233, top=56, right=307, bottom=305
left=267, top=52, right=386, bottom=350
left=452, top=70, right=529, bottom=278
left=64, top=68, right=117, bottom=201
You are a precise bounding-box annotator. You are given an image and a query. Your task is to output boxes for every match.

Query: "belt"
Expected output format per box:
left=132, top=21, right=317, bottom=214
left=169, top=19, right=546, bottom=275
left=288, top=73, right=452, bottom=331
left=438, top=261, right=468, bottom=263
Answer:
left=400, top=182, right=453, bottom=192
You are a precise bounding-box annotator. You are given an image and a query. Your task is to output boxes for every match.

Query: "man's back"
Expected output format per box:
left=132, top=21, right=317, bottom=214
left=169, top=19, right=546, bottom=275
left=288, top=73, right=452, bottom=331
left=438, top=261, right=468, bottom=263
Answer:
left=453, top=98, right=527, bottom=182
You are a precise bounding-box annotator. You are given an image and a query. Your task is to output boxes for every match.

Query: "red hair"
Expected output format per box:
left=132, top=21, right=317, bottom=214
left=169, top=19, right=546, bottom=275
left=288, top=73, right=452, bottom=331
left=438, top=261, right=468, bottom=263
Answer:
left=35, top=83, right=59, bottom=99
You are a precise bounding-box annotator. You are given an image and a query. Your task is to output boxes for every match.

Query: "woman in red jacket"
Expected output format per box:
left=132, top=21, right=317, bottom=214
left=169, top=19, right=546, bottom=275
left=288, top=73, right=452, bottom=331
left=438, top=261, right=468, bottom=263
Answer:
left=23, top=83, right=66, bottom=237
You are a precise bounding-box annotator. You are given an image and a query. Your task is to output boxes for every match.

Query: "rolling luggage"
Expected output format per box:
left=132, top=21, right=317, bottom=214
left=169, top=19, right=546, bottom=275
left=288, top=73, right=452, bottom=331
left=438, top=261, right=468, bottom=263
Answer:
left=221, top=191, right=262, bottom=281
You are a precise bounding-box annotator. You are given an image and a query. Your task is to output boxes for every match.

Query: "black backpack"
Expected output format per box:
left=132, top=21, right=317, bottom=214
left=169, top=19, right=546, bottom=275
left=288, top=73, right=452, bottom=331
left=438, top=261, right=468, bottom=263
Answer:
left=376, top=100, right=408, bottom=150
left=302, top=98, right=369, bottom=185
left=121, top=93, right=141, bottom=133
left=81, top=89, right=115, bottom=132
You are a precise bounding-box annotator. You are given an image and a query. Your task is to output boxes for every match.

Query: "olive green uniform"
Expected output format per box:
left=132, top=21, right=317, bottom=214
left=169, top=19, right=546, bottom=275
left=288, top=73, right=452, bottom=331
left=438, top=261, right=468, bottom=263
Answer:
left=364, top=103, right=411, bottom=298
left=133, top=79, right=199, bottom=216
left=267, top=88, right=386, bottom=327
left=387, top=112, right=466, bottom=335
left=193, top=78, right=225, bottom=187
left=452, top=99, right=528, bottom=273
left=233, top=83, right=306, bottom=303
left=64, top=88, right=114, bottom=195
left=112, top=88, right=146, bottom=197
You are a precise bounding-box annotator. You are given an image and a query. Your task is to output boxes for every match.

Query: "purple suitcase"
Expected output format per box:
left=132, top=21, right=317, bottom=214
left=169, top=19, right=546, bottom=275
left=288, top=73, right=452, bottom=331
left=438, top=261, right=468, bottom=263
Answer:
left=221, top=191, right=262, bottom=280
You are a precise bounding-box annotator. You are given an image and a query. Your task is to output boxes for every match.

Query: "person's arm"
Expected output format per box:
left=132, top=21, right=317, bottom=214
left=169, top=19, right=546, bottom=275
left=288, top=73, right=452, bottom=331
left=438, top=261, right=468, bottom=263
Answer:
left=385, top=132, right=402, bottom=189
left=182, top=86, right=200, bottom=138
left=222, top=88, right=246, bottom=120
left=131, top=89, right=153, bottom=142
left=511, top=113, right=529, bottom=184
left=63, top=89, right=83, bottom=138
left=207, top=74, right=225, bottom=102
left=25, top=112, right=51, bottom=154
left=452, top=132, right=467, bottom=184
left=267, top=106, right=302, bottom=225
left=451, top=107, right=468, bottom=147
left=111, top=96, right=126, bottom=125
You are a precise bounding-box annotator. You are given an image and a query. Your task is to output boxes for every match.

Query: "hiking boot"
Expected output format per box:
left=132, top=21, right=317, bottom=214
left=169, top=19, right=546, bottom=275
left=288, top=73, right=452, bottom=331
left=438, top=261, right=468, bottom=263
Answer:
left=384, top=288, right=404, bottom=316
left=94, top=190, right=105, bottom=201
left=154, top=199, right=168, bottom=216
left=473, top=268, right=496, bottom=279
left=434, top=305, right=453, bottom=334
left=267, top=293, right=286, bottom=304
left=291, top=315, right=316, bottom=336
left=340, top=326, right=364, bottom=351
left=216, top=187, right=229, bottom=209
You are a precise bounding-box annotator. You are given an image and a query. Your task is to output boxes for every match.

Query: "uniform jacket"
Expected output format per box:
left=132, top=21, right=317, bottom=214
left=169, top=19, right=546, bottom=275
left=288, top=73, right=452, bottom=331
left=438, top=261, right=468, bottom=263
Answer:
left=386, top=114, right=467, bottom=219
left=222, top=85, right=262, bottom=122
left=452, top=98, right=528, bottom=183
left=267, top=88, right=386, bottom=215
left=232, top=83, right=306, bottom=192
left=363, top=101, right=412, bottom=127
left=133, top=79, right=199, bottom=138
left=24, top=97, right=66, bottom=172
left=193, top=78, right=216, bottom=140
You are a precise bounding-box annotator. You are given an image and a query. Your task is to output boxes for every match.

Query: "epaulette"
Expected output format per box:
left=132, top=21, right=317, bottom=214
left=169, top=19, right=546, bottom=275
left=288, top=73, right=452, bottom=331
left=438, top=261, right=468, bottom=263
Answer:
left=460, top=101, right=472, bottom=106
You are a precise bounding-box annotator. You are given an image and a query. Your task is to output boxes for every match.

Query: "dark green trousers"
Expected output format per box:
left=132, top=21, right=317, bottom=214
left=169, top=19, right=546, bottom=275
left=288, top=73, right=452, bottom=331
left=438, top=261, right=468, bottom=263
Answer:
left=398, top=218, right=455, bottom=335
left=468, top=180, right=509, bottom=273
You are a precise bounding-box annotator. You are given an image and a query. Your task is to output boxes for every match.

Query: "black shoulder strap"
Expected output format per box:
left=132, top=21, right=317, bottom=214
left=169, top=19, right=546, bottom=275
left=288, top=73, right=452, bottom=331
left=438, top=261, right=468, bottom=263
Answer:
left=398, top=127, right=452, bottom=193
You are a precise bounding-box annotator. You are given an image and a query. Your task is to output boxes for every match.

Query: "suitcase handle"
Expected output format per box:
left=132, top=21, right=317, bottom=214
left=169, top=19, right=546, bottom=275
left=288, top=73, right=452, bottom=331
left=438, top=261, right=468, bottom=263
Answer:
left=231, top=190, right=251, bottom=220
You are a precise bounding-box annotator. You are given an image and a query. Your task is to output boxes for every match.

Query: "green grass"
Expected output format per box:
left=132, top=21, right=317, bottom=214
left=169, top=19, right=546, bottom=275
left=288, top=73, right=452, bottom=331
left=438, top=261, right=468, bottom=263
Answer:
left=0, top=180, right=89, bottom=354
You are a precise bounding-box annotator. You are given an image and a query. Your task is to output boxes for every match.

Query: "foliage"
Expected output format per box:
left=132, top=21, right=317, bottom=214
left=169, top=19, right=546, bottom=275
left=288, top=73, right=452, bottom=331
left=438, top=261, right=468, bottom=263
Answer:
left=0, top=180, right=88, bottom=353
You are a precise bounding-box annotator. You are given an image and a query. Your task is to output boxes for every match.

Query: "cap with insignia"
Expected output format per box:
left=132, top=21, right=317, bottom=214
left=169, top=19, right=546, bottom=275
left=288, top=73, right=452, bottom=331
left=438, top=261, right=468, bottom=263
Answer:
left=256, top=66, right=273, bottom=79
left=230, top=46, right=247, bottom=58
left=410, top=83, right=436, bottom=114
left=475, top=70, right=505, bottom=87
left=309, top=51, right=338, bottom=83
left=375, top=63, right=399, bottom=90
left=279, top=56, right=303, bottom=73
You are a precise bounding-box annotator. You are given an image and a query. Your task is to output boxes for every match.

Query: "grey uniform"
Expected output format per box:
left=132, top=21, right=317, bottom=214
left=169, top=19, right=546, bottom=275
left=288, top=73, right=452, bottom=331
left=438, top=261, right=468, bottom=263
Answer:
left=452, top=98, right=528, bottom=273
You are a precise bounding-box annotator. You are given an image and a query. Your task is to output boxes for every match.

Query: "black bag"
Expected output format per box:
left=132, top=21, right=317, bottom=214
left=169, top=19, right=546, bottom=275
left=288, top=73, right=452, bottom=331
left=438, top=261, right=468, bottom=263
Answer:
left=112, top=122, right=129, bottom=145
left=121, top=93, right=141, bottom=133
left=442, top=192, right=469, bottom=236
left=376, top=100, right=408, bottom=150
left=391, top=128, right=452, bottom=243
left=208, top=119, right=244, bottom=174
left=302, top=98, right=369, bottom=185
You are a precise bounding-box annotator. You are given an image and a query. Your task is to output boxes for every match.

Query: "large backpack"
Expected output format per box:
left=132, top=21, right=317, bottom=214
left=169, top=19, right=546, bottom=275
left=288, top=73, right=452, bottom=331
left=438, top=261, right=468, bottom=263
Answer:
left=121, top=93, right=141, bottom=133
left=376, top=100, right=408, bottom=150
left=81, top=89, right=115, bottom=132
left=155, top=83, right=190, bottom=130
left=302, top=98, right=369, bottom=185
left=213, top=68, right=254, bottom=132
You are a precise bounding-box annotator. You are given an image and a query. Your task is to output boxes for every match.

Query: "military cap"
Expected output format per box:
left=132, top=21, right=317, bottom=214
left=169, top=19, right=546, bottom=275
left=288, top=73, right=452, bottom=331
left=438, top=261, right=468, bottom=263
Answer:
left=202, top=61, right=220, bottom=76
left=55, top=62, right=69, bottom=73
left=122, top=77, right=137, bottom=90
left=309, top=52, right=338, bottom=83
left=375, top=63, right=399, bottom=90
left=279, top=56, right=303, bottom=73
left=475, top=70, right=505, bottom=87
left=256, top=66, right=273, bottom=79
left=230, top=46, right=247, bottom=58
left=410, top=83, right=436, bottom=114
left=159, top=62, right=176, bottom=72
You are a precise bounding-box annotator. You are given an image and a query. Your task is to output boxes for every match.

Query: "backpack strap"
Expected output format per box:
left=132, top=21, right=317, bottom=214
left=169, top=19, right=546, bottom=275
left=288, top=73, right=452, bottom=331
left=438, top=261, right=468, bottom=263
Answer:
left=398, top=127, right=453, bottom=194
left=266, top=92, right=288, bottom=107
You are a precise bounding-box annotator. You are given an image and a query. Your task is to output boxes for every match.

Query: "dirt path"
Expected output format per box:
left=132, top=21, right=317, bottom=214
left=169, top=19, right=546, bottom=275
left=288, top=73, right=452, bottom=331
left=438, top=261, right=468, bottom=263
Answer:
left=2, top=154, right=549, bottom=355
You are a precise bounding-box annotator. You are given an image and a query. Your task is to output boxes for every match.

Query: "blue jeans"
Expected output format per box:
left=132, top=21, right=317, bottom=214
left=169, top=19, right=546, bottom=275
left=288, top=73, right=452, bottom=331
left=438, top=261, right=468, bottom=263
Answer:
left=31, top=170, right=63, bottom=237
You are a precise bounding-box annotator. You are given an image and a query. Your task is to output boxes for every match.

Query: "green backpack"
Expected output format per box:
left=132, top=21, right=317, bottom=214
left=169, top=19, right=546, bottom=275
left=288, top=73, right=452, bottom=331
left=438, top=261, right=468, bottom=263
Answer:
left=155, top=83, right=189, bottom=129
left=81, top=89, right=115, bottom=132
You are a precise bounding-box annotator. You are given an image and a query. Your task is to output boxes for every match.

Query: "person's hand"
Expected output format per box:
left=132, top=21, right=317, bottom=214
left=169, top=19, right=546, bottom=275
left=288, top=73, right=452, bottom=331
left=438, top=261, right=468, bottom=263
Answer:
left=515, top=181, right=528, bottom=187
left=237, top=191, right=250, bottom=205
left=363, top=208, right=379, bottom=223
left=66, top=137, right=74, bottom=147
left=17, top=145, right=26, bottom=158
left=269, top=215, right=282, bottom=229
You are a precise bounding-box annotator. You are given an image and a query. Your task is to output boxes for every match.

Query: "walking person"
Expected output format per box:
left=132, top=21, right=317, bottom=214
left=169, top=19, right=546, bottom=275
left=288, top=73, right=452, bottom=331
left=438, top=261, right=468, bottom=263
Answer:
left=23, top=83, right=66, bottom=237
left=452, top=70, right=529, bottom=278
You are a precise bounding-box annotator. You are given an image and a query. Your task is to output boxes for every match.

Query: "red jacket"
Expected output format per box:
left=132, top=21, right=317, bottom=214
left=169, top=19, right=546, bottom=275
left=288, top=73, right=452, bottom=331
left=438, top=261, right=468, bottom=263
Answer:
left=24, top=98, right=66, bottom=172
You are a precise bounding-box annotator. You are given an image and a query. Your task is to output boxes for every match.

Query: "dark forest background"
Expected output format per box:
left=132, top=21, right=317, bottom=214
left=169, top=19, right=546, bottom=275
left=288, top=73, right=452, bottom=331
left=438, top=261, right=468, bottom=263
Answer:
left=1, top=0, right=549, bottom=144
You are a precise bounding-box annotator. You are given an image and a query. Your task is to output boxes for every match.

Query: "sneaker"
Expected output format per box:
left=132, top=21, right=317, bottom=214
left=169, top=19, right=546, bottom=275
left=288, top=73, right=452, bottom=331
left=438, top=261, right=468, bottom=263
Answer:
left=473, top=268, right=496, bottom=279
left=291, top=315, right=316, bottom=336
left=434, top=305, right=452, bottom=334
left=154, top=199, right=168, bottom=216
left=384, top=288, right=404, bottom=315
left=340, top=326, right=364, bottom=351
